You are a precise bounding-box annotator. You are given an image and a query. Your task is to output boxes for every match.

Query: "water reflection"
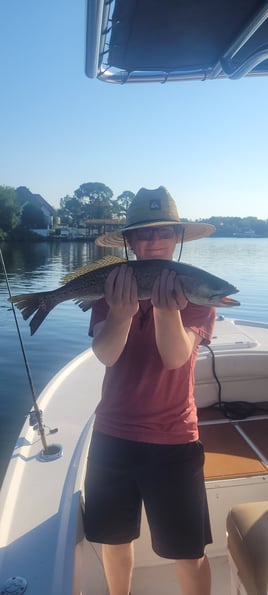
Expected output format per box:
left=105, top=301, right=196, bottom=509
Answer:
left=0, top=241, right=51, bottom=274
left=0, top=241, right=122, bottom=294
left=0, top=240, right=121, bottom=272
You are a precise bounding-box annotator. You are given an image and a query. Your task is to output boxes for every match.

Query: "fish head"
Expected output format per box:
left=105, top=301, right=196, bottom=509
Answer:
left=179, top=275, right=240, bottom=308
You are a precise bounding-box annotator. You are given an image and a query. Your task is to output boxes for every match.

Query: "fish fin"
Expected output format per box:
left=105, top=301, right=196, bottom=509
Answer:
left=10, top=293, right=43, bottom=320
left=9, top=292, right=54, bottom=335
left=60, top=255, right=126, bottom=284
left=29, top=309, right=51, bottom=335
left=74, top=298, right=96, bottom=312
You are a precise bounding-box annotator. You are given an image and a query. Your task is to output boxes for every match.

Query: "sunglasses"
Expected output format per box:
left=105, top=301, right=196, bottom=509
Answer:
left=133, top=226, right=177, bottom=241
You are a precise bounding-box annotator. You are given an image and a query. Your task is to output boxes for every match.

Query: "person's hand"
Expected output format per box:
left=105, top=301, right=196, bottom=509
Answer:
left=151, top=269, right=188, bottom=311
left=105, top=264, right=139, bottom=320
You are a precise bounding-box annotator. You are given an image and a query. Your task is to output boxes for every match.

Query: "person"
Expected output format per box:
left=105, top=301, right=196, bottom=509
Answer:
left=84, top=186, right=216, bottom=595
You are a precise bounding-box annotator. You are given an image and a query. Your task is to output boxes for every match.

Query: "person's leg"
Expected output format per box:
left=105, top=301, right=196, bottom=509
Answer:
left=102, top=542, right=134, bottom=595
left=84, top=433, right=142, bottom=544
left=140, top=441, right=212, bottom=594
left=175, top=554, right=211, bottom=595
left=84, top=433, right=142, bottom=594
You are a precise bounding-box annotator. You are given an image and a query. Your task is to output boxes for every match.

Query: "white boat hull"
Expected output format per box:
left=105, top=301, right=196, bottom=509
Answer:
left=0, top=317, right=268, bottom=594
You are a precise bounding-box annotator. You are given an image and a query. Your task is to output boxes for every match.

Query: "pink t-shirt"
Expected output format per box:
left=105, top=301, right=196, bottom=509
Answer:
left=89, top=299, right=216, bottom=445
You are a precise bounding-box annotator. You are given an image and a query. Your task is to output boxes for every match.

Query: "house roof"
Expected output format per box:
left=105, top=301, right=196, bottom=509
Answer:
left=16, top=187, right=55, bottom=215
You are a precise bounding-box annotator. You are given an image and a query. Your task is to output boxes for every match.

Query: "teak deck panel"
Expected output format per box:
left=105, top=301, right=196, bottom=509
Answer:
left=239, top=419, right=268, bottom=461
left=198, top=407, right=268, bottom=481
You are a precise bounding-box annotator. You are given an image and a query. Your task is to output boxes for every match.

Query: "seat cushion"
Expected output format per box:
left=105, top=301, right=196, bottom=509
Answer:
left=227, top=501, right=268, bottom=595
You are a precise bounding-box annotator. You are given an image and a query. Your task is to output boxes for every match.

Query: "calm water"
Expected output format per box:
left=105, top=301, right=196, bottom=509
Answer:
left=0, top=238, right=268, bottom=484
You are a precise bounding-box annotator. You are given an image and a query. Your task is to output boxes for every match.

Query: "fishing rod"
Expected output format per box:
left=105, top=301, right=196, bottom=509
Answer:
left=0, top=248, right=50, bottom=454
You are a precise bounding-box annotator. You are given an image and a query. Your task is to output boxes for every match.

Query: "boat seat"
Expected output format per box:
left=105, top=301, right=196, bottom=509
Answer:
left=226, top=501, right=268, bottom=595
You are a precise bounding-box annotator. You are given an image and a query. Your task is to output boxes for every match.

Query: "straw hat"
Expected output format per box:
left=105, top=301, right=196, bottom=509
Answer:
left=95, top=186, right=215, bottom=247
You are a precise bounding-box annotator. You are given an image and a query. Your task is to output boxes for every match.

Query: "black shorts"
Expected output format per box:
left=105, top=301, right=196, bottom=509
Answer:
left=84, top=431, right=212, bottom=559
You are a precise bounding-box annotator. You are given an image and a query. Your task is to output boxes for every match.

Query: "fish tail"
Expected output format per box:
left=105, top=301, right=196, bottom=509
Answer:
left=9, top=292, right=54, bottom=335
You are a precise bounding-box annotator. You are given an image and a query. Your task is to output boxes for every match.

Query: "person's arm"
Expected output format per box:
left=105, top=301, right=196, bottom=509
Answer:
left=92, top=264, right=138, bottom=367
left=151, top=269, right=202, bottom=369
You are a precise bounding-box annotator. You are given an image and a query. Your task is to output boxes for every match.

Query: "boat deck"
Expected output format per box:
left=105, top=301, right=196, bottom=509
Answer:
left=198, top=404, right=268, bottom=481
left=132, top=555, right=230, bottom=595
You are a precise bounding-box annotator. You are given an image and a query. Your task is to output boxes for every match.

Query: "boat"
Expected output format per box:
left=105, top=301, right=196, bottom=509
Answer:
left=1, top=1, right=268, bottom=593
left=0, top=315, right=268, bottom=594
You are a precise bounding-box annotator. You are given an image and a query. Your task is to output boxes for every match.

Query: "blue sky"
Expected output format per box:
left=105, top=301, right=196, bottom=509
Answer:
left=1, top=0, right=267, bottom=220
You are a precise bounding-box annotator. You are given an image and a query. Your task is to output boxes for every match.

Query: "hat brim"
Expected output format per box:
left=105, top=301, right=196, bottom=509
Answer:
left=95, top=221, right=215, bottom=247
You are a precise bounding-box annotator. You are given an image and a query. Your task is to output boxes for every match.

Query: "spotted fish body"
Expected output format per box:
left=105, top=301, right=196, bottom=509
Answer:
left=10, top=255, right=240, bottom=335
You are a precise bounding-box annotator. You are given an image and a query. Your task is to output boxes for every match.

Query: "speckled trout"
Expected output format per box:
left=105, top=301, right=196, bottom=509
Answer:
left=9, top=255, right=240, bottom=335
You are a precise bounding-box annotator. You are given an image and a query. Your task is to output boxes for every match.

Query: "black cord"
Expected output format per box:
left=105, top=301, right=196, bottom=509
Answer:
left=177, top=227, right=185, bottom=262
left=205, top=344, right=267, bottom=420
left=122, top=233, right=129, bottom=260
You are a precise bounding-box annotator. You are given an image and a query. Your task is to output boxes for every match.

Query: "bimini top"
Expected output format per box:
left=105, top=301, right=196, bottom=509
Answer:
left=85, top=0, right=268, bottom=83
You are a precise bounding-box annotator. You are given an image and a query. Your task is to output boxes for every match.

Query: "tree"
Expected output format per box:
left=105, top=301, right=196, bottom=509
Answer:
left=113, top=190, right=135, bottom=218
left=0, top=186, right=20, bottom=235
left=20, top=203, right=46, bottom=229
left=197, top=216, right=268, bottom=237
left=59, top=195, right=82, bottom=226
left=74, top=182, right=114, bottom=219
